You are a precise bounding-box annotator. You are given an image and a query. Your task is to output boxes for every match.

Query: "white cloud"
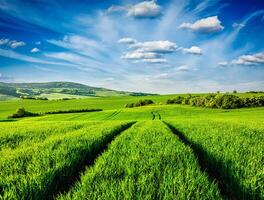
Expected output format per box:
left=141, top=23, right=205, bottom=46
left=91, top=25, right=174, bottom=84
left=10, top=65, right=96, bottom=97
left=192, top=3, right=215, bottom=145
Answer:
left=176, top=65, right=194, bottom=72
left=30, top=48, right=40, bottom=53
left=121, top=51, right=159, bottom=60
left=232, top=22, right=245, bottom=29
left=0, top=38, right=26, bottom=48
left=218, top=61, right=228, bottom=67
left=127, top=1, right=162, bottom=18
left=118, top=37, right=137, bottom=44
left=0, top=48, right=71, bottom=66
left=144, top=73, right=170, bottom=81
left=35, top=41, right=41, bottom=45
left=107, top=5, right=127, bottom=13
left=231, top=52, right=264, bottom=66
left=48, top=35, right=99, bottom=51
left=108, top=0, right=162, bottom=19
left=45, top=52, right=86, bottom=64
left=9, top=40, right=26, bottom=48
left=119, top=39, right=177, bottom=64
left=219, top=52, right=264, bottom=67
left=179, top=16, right=224, bottom=33
left=44, top=51, right=120, bottom=73
left=0, top=38, right=9, bottom=45
left=47, top=35, right=107, bottom=60
left=130, top=40, right=177, bottom=53
left=137, top=58, right=167, bottom=63
left=182, top=46, right=202, bottom=55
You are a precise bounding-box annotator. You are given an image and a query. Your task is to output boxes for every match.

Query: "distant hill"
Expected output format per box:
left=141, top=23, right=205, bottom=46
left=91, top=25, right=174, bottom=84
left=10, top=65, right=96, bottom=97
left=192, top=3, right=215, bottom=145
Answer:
left=0, top=82, right=157, bottom=100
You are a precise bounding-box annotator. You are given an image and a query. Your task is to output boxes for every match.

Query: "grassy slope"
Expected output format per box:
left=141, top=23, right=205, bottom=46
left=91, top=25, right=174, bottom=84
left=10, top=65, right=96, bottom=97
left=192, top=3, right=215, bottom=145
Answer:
left=0, top=95, right=263, bottom=199
left=0, top=81, right=156, bottom=100
left=0, top=93, right=263, bottom=119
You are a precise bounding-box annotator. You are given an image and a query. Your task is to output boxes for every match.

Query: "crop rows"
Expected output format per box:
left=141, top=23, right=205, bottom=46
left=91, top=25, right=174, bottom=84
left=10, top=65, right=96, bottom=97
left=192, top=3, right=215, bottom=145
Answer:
left=0, top=122, right=90, bottom=151
left=168, top=120, right=264, bottom=199
left=0, top=121, right=134, bottom=199
left=58, top=121, right=222, bottom=200
left=0, top=115, right=263, bottom=200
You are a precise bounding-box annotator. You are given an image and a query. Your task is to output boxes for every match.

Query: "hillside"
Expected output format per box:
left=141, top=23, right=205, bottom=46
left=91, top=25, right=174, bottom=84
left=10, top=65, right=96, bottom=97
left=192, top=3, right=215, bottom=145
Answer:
left=0, top=82, right=157, bottom=100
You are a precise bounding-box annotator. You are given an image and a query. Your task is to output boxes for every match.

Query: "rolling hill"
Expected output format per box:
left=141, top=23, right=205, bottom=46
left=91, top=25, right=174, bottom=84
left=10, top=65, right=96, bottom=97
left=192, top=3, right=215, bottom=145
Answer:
left=0, top=82, right=157, bottom=100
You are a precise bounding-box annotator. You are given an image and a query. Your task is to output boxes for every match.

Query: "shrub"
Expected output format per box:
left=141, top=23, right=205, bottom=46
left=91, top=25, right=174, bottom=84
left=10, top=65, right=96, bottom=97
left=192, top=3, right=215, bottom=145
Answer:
left=166, top=96, right=184, bottom=104
left=35, top=97, right=48, bottom=100
left=125, top=99, right=154, bottom=108
left=20, top=96, right=36, bottom=99
left=8, top=108, right=39, bottom=118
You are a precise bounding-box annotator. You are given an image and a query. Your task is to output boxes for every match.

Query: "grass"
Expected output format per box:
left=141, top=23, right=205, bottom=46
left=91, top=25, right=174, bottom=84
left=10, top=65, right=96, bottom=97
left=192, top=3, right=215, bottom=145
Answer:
left=0, top=122, right=86, bottom=151
left=167, top=120, right=264, bottom=199
left=0, top=93, right=263, bottom=199
left=0, top=121, right=134, bottom=199
left=37, top=93, right=94, bottom=100
left=0, top=92, right=262, bottom=119
left=58, top=121, right=222, bottom=200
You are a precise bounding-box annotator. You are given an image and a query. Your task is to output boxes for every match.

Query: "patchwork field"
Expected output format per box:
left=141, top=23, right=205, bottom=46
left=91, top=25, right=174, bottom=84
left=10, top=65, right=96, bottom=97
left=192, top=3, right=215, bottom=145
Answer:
left=0, top=94, right=263, bottom=199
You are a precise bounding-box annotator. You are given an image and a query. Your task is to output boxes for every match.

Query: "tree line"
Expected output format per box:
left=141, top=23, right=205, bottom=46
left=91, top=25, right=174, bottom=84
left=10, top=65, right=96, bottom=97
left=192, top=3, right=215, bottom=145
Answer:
left=166, top=94, right=264, bottom=109
left=125, top=99, right=154, bottom=108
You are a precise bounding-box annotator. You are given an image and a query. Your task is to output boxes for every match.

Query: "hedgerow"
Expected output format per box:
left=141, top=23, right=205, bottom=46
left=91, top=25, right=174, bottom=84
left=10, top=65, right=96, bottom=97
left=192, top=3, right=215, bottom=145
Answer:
left=125, top=99, right=154, bottom=108
left=8, top=108, right=40, bottom=118
left=167, top=94, right=264, bottom=109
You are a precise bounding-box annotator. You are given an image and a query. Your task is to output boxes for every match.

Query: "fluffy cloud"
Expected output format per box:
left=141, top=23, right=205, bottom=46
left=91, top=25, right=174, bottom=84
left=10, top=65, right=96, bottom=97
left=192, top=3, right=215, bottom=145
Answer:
left=108, top=0, right=162, bottom=19
left=118, top=38, right=137, bottom=44
left=218, top=52, right=264, bottom=67
left=0, top=38, right=9, bottom=45
left=231, top=52, right=264, bottom=66
left=182, top=46, right=202, bottom=55
left=9, top=40, right=26, bottom=48
left=30, top=48, right=40, bottom=53
left=127, top=0, right=162, bottom=18
left=121, top=51, right=159, bottom=60
left=119, top=38, right=177, bottom=64
left=130, top=40, right=177, bottom=53
left=179, top=16, right=224, bottom=33
left=0, top=38, right=26, bottom=48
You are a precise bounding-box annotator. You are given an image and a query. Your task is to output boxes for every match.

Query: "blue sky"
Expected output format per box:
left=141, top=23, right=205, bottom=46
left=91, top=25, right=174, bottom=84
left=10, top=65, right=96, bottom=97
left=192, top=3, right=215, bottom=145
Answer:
left=0, top=0, right=263, bottom=93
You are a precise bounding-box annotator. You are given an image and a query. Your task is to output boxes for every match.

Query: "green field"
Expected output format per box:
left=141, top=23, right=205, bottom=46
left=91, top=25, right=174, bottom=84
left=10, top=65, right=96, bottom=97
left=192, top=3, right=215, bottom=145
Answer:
left=0, top=94, right=263, bottom=199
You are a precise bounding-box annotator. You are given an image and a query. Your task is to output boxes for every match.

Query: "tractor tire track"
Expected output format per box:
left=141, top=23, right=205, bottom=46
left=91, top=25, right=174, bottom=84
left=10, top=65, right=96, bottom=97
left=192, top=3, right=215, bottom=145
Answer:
left=50, top=121, right=136, bottom=200
left=163, top=122, right=253, bottom=200
left=151, top=112, right=156, bottom=120
left=151, top=111, right=162, bottom=120
left=103, top=109, right=122, bottom=120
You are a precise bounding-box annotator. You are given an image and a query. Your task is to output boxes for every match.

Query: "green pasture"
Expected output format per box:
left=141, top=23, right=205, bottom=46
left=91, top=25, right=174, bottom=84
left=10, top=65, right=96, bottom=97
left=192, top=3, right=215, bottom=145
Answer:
left=0, top=94, right=263, bottom=199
